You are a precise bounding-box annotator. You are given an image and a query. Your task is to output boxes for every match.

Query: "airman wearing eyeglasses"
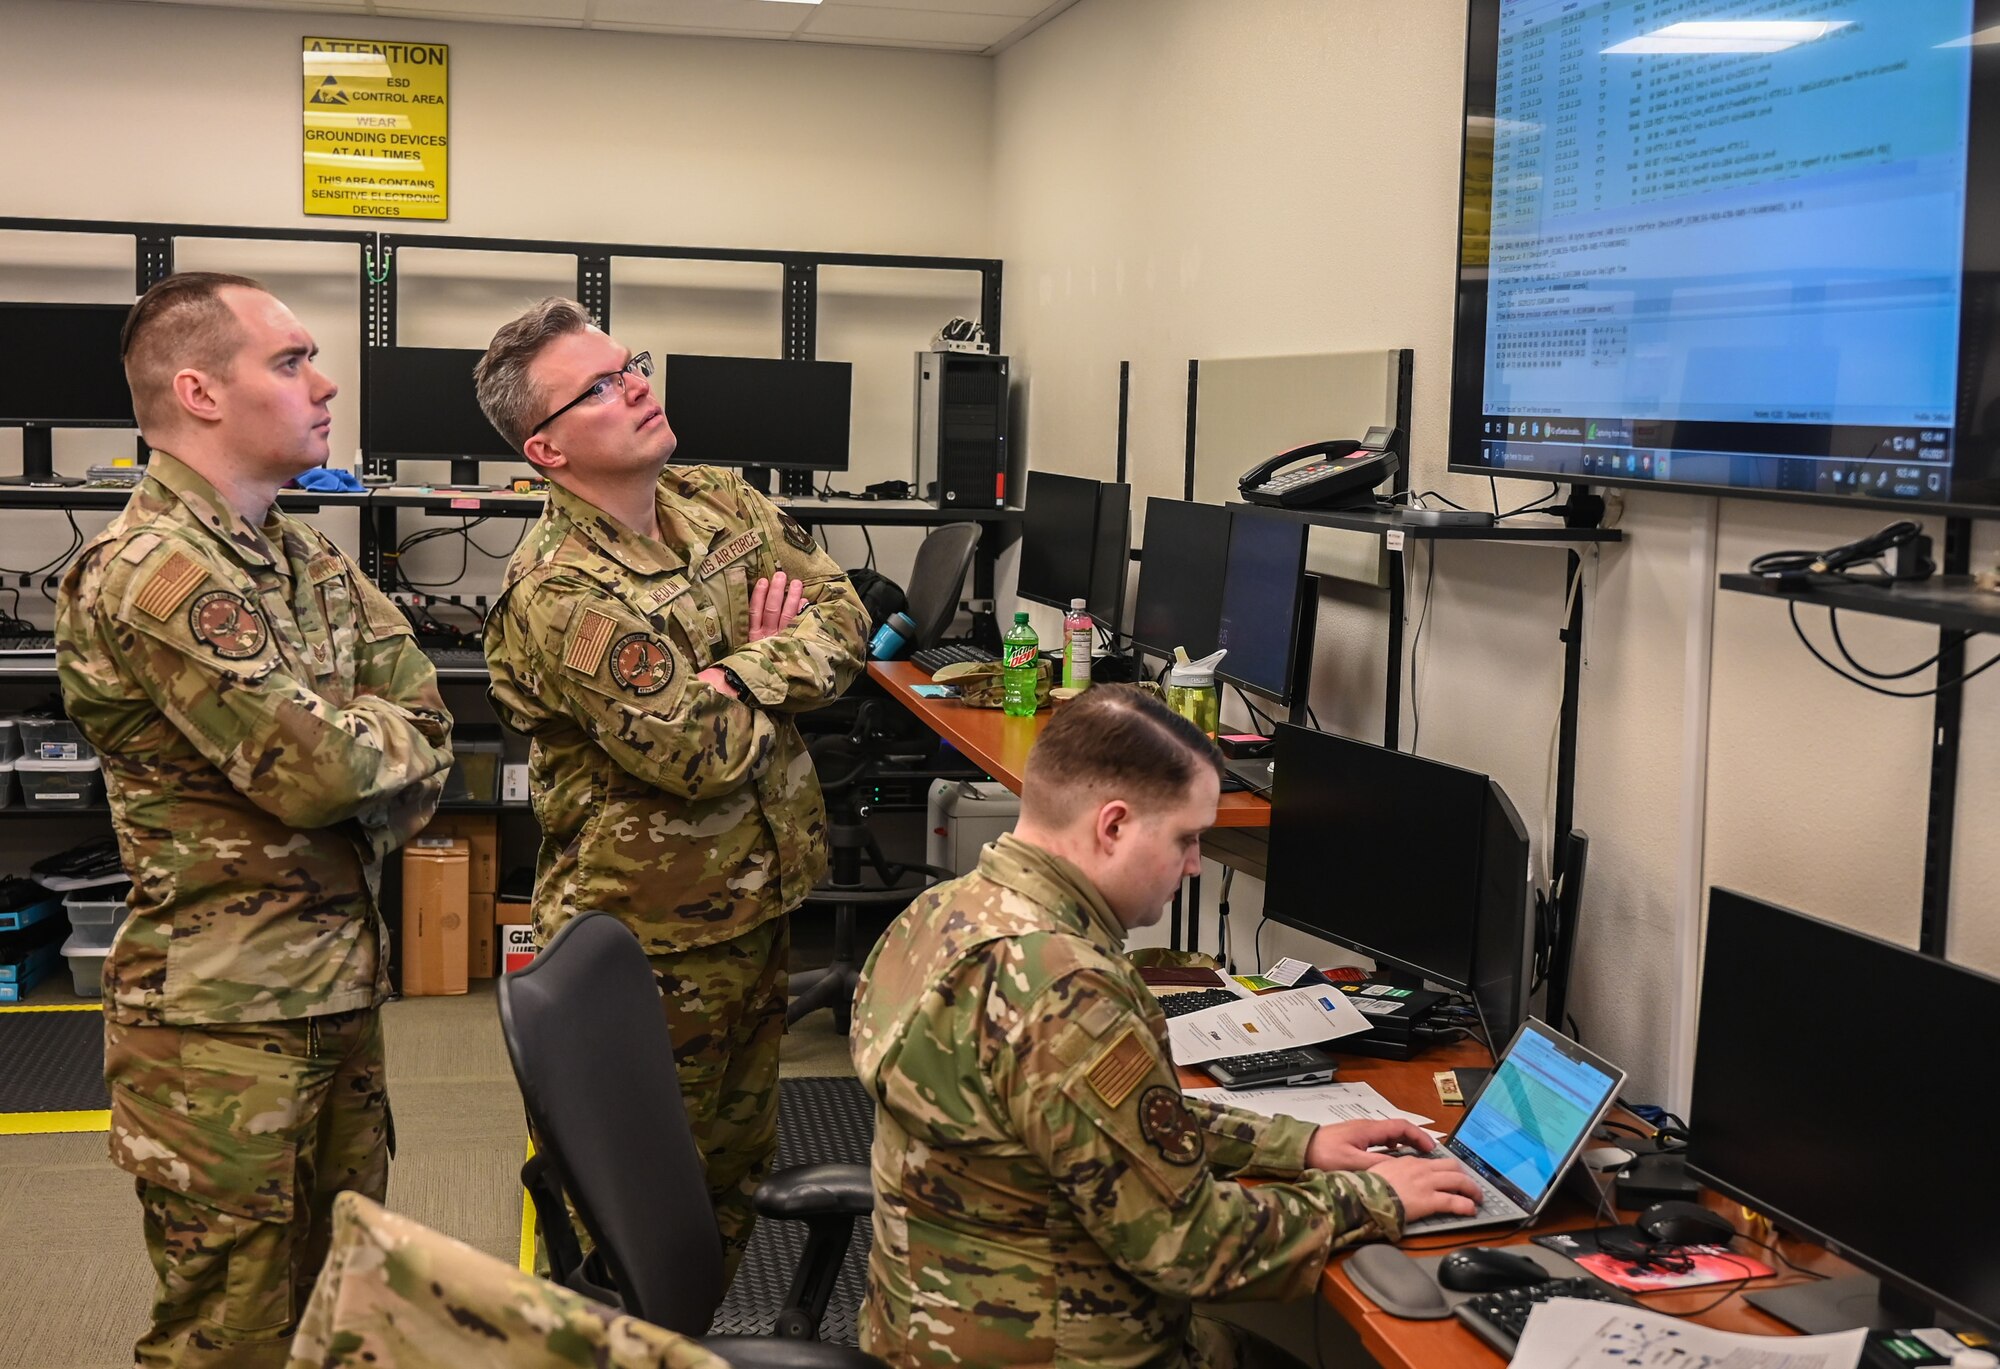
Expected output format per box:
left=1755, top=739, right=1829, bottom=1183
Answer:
left=474, top=298, right=869, bottom=1280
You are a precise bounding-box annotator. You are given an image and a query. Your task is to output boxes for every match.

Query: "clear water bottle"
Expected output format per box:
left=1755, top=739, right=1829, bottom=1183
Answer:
left=1063, top=598, right=1094, bottom=689
left=1002, top=611, right=1040, bottom=717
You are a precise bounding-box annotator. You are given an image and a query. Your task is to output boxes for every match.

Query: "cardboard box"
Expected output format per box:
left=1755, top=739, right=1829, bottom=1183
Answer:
left=419, top=813, right=499, bottom=894
left=497, top=899, right=536, bottom=975
left=467, top=893, right=497, bottom=980
left=401, top=837, right=469, bottom=996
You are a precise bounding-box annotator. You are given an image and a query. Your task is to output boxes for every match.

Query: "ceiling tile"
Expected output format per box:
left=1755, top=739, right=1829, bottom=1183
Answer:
left=828, top=0, right=1050, bottom=15
left=804, top=3, right=1019, bottom=44
left=799, top=32, right=988, bottom=50
left=591, top=0, right=810, bottom=34
left=375, top=0, right=589, bottom=17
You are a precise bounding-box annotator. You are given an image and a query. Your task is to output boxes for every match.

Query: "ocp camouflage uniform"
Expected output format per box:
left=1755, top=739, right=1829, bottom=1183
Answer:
left=287, top=1192, right=730, bottom=1369
left=56, top=452, right=454, bottom=1369
left=483, top=466, right=867, bottom=1273
left=852, top=834, right=1406, bottom=1368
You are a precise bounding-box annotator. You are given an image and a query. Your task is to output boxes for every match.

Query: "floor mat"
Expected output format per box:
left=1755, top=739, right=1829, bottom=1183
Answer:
left=710, top=1075, right=876, bottom=1345
left=0, top=1006, right=107, bottom=1118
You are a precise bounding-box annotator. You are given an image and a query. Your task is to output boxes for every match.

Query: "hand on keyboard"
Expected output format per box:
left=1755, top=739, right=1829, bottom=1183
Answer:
left=1306, top=1120, right=1436, bottom=1172
left=1373, top=1155, right=1483, bottom=1223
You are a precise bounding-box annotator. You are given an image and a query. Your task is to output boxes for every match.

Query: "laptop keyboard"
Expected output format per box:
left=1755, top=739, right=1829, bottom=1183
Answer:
left=1401, top=1159, right=1515, bottom=1232
left=422, top=647, right=488, bottom=671
left=910, top=643, right=995, bottom=674
left=0, top=633, right=55, bottom=655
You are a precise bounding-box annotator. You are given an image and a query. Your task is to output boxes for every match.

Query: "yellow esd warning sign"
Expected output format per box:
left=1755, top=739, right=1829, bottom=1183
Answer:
left=302, top=36, right=449, bottom=221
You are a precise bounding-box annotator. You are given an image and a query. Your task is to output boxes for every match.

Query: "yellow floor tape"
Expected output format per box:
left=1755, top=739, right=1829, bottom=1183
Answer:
left=518, top=1138, right=538, bottom=1272
left=0, top=1002, right=100, bottom=1012
left=0, top=1108, right=110, bottom=1135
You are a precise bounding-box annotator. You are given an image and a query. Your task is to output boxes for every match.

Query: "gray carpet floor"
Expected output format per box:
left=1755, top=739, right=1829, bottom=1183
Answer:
left=0, top=978, right=860, bottom=1369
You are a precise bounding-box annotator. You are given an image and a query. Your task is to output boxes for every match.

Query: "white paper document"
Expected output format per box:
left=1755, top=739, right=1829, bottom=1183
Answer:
left=1184, top=1080, right=1436, bottom=1131
left=1510, top=1299, right=1866, bottom=1369
left=1265, top=956, right=1315, bottom=986
left=1166, top=987, right=1372, bottom=1065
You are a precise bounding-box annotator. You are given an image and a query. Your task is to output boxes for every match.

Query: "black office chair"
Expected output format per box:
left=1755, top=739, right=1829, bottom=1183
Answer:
left=497, top=912, right=880, bottom=1367
left=902, top=521, right=981, bottom=650
left=787, top=524, right=982, bottom=1032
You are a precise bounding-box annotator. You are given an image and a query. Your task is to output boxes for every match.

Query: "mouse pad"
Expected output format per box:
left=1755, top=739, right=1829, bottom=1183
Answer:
left=1532, top=1227, right=1771, bottom=1293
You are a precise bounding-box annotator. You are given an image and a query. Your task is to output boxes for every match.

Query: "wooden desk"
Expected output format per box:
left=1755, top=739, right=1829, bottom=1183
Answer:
left=869, top=661, right=1273, bottom=830
left=1231, top=1043, right=1859, bottom=1368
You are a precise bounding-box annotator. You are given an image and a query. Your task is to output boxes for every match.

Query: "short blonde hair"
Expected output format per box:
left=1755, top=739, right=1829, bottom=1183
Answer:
left=121, top=272, right=265, bottom=435
left=474, top=297, right=594, bottom=451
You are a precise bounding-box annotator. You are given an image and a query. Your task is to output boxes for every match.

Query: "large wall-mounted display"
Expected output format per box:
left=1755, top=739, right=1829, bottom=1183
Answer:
left=1449, top=0, right=2000, bottom=518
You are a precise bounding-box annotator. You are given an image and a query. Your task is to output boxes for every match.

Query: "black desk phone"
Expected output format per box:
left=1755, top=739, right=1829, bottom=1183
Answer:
left=1238, top=425, right=1401, bottom=510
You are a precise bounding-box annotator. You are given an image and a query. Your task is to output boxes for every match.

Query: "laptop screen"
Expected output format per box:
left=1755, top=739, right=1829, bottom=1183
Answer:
left=1448, top=1019, right=1623, bottom=1211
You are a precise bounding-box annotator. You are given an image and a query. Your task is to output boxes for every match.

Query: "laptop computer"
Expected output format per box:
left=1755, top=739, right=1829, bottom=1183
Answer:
left=1398, top=1017, right=1626, bottom=1235
left=1224, top=756, right=1276, bottom=795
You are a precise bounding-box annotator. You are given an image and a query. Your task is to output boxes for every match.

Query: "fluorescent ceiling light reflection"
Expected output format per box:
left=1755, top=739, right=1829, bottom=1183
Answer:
left=1937, top=25, right=2000, bottom=48
left=1604, top=19, right=1850, bottom=55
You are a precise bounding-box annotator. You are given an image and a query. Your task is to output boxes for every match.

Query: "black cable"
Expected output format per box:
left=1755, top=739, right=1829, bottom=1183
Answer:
left=38, top=511, right=85, bottom=602
left=1254, top=916, right=1270, bottom=974
left=1499, top=481, right=1563, bottom=519
left=1408, top=543, right=1437, bottom=753
left=1306, top=704, right=1322, bottom=730
left=1789, top=604, right=2000, bottom=698
left=1826, top=610, right=1952, bottom=680
left=861, top=523, right=876, bottom=571
left=1231, top=685, right=1276, bottom=734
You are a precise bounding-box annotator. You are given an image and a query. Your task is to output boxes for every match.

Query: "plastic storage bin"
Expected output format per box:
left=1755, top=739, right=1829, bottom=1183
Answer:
left=441, top=725, right=504, bottom=806
left=0, top=756, right=14, bottom=809
left=17, top=756, right=104, bottom=809
left=63, top=886, right=131, bottom=948
left=0, top=718, right=18, bottom=762
left=61, top=931, right=109, bottom=997
left=18, top=718, right=93, bottom=762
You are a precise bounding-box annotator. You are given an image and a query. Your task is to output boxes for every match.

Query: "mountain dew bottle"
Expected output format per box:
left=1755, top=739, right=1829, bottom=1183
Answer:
left=1002, top=612, right=1039, bottom=717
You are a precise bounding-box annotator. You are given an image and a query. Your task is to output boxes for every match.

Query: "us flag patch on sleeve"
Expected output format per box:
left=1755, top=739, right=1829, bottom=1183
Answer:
left=132, top=550, right=209, bottom=621
left=564, top=608, right=619, bottom=674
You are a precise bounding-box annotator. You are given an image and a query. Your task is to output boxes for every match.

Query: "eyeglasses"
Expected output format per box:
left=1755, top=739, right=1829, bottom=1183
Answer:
left=530, top=351, right=654, bottom=435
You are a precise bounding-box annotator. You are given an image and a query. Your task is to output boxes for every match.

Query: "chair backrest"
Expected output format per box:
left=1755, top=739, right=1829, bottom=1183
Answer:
left=902, top=522, right=981, bottom=649
left=496, top=912, right=725, bottom=1335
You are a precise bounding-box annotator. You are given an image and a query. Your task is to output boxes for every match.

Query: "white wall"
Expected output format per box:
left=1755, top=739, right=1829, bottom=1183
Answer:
left=994, top=0, right=1999, bottom=1101
left=0, top=0, right=996, bottom=593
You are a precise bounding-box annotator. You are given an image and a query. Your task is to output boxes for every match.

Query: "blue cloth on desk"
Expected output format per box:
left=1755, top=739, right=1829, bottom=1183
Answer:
left=294, top=467, right=367, bottom=492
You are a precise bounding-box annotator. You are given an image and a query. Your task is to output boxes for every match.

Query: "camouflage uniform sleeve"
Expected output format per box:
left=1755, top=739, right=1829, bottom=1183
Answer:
left=290, top=1192, right=731, bottom=1369
left=708, top=476, right=869, bottom=713
left=343, top=565, right=454, bottom=861
left=1185, top=1096, right=1319, bottom=1179
left=503, top=574, right=778, bottom=800
left=78, top=539, right=455, bottom=833
left=988, top=964, right=1404, bottom=1302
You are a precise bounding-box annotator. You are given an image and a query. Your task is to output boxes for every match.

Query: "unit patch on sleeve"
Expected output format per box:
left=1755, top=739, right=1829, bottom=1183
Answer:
left=1086, top=1027, right=1153, bottom=1109
left=780, top=511, right=816, bottom=553
left=132, top=550, right=210, bottom=621
left=608, top=632, right=677, bottom=696
left=1136, top=1085, right=1204, bottom=1167
left=186, top=590, right=269, bottom=659
left=563, top=608, right=619, bottom=675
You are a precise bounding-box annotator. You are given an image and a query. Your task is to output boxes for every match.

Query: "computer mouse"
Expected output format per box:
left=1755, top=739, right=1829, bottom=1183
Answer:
left=1436, top=1247, right=1552, bottom=1293
left=1637, top=1199, right=1735, bottom=1247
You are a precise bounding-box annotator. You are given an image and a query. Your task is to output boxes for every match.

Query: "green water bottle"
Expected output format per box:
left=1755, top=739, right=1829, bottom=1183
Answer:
left=1002, top=612, right=1039, bottom=717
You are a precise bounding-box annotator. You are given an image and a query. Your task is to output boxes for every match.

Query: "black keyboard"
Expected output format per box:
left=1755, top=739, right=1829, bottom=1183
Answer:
left=1206, top=1046, right=1339, bottom=1089
left=0, top=633, right=55, bottom=655
left=422, top=647, right=488, bottom=671
left=1157, top=987, right=1242, bottom=1018
left=910, top=643, right=996, bottom=675
left=1453, top=1276, right=1642, bottom=1358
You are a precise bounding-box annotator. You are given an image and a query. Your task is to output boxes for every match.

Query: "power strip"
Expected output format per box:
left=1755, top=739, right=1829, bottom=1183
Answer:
left=1400, top=507, right=1497, bottom=528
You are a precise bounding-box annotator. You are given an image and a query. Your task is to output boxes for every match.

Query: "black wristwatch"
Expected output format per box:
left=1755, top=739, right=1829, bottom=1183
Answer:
left=716, top=665, right=757, bottom=705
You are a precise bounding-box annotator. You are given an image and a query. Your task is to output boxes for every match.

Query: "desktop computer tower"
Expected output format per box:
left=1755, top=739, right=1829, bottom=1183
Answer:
left=914, top=351, right=1008, bottom=508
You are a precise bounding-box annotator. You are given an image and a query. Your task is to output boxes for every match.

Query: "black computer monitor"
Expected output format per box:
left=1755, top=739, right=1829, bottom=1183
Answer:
left=1131, top=498, right=1231, bottom=660
left=1019, top=471, right=1110, bottom=615
left=662, top=354, right=851, bottom=472
left=1216, top=508, right=1309, bottom=704
left=1086, top=480, right=1131, bottom=631
left=366, top=347, right=516, bottom=485
left=1690, top=890, right=2000, bottom=1337
left=1264, top=725, right=1535, bottom=1045
left=0, top=302, right=135, bottom=487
